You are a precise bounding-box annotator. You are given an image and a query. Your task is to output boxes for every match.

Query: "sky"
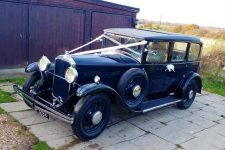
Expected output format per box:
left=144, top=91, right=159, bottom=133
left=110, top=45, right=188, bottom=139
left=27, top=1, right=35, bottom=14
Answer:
left=105, top=0, right=225, bottom=28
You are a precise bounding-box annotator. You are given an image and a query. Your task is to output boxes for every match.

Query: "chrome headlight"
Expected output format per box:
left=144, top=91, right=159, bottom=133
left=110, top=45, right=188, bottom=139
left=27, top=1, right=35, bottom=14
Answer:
left=38, top=56, right=50, bottom=71
left=65, top=67, right=78, bottom=83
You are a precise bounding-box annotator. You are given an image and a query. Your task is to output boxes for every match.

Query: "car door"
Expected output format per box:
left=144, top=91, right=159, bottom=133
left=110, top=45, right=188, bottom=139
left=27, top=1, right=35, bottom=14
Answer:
left=169, top=42, right=189, bottom=89
left=143, top=41, right=175, bottom=93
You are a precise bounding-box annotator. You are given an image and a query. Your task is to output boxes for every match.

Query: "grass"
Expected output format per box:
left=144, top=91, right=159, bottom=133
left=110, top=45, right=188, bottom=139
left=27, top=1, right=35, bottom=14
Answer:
left=0, top=76, right=27, bottom=86
left=202, top=77, right=225, bottom=97
left=0, top=89, right=16, bottom=103
left=0, top=107, right=6, bottom=114
left=17, top=125, right=28, bottom=136
left=8, top=116, right=52, bottom=149
left=34, top=141, right=53, bottom=150
left=175, top=144, right=183, bottom=149
left=0, top=76, right=52, bottom=149
left=0, top=76, right=26, bottom=103
left=221, top=115, right=225, bottom=119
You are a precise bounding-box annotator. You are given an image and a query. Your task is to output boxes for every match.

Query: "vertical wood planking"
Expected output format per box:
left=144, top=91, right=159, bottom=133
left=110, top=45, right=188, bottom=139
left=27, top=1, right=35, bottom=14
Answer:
left=0, top=1, right=28, bottom=68
left=28, top=5, right=84, bottom=62
left=91, top=12, right=133, bottom=49
left=0, top=0, right=138, bottom=68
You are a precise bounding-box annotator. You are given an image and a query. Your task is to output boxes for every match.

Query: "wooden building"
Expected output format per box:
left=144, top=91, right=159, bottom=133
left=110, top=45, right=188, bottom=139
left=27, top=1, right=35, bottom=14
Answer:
left=0, top=0, right=139, bottom=68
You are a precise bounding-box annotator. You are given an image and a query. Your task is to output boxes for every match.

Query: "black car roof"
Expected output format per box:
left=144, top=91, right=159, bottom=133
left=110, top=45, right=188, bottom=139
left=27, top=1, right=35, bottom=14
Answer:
left=104, top=28, right=202, bottom=44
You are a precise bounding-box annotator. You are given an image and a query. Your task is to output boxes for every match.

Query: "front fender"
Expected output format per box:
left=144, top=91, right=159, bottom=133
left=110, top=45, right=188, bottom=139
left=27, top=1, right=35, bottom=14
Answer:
left=25, top=62, right=39, bottom=73
left=76, top=83, right=122, bottom=103
left=25, top=62, right=54, bottom=73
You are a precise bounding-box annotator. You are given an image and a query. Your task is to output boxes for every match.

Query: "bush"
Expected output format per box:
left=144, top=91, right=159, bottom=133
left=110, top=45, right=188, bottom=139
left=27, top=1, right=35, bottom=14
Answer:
left=200, top=42, right=225, bottom=96
left=183, top=24, right=200, bottom=32
left=201, top=42, right=225, bottom=78
left=170, top=26, right=182, bottom=33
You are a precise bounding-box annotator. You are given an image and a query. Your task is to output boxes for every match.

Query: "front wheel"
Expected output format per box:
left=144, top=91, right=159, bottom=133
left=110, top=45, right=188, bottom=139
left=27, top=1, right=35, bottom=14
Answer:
left=72, top=93, right=112, bottom=141
left=22, top=72, right=41, bottom=108
left=177, top=80, right=197, bottom=110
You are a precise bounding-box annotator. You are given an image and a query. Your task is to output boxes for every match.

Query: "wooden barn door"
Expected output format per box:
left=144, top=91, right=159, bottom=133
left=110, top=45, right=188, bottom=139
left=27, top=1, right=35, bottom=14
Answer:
left=0, top=2, right=28, bottom=68
left=91, top=12, right=133, bottom=49
left=29, top=5, right=84, bottom=62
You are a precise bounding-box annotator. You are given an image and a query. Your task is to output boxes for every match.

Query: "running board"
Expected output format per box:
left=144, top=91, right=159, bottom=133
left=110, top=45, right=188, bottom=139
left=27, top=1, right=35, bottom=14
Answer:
left=136, top=96, right=181, bottom=113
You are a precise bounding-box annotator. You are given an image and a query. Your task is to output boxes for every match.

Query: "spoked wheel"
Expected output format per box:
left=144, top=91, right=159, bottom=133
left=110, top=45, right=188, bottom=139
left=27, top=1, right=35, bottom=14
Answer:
left=125, top=76, right=144, bottom=107
left=22, top=72, right=41, bottom=108
left=118, top=68, right=148, bottom=110
left=73, top=94, right=112, bottom=141
left=177, top=80, right=197, bottom=109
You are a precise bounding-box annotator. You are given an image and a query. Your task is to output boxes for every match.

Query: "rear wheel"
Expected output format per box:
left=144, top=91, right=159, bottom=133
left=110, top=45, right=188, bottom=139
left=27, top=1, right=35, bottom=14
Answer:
left=22, top=72, right=41, bottom=108
left=177, top=80, right=197, bottom=109
left=72, top=93, right=112, bottom=141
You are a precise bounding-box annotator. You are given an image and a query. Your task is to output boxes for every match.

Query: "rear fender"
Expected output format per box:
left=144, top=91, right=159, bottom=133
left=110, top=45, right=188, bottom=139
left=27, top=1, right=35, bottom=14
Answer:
left=179, top=72, right=202, bottom=94
left=76, top=83, right=122, bottom=103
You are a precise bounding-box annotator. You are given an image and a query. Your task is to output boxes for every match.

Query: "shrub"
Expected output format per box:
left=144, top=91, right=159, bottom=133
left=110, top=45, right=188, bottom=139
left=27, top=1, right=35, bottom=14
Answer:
left=201, top=42, right=225, bottom=78
left=183, top=24, right=200, bottom=32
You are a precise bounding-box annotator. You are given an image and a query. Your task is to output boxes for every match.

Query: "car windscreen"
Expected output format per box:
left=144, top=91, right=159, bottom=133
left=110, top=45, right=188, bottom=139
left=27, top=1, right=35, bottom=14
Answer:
left=102, top=33, right=143, bottom=62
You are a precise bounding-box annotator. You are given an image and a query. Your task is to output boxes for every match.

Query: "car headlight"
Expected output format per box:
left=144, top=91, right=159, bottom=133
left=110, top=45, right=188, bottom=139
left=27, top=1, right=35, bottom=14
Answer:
left=65, top=67, right=78, bottom=83
left=38, top=56, right=50, bottom=71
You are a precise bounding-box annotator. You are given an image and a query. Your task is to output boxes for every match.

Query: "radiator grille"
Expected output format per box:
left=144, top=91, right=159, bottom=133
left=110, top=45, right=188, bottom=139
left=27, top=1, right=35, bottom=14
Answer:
left=52, top=59, right=71, bottom=100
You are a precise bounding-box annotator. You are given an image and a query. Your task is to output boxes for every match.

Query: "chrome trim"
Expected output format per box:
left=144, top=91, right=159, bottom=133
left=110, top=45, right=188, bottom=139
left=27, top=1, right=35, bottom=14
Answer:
left=35, top=100, right=74, bottom=124
left=37, top=95, right=54, bottom=106
left=53, top=54, right=75, bottom=101
left=92, top=111, right=103, bottom=125
left=47, top=71, right=80, bottom=86
left=55, top=54, right=76, bottom=67
left=132, top=85, right=141, bottom=98
left=47, top=71, right=66, bottom=81
left=65, top=67, right=78, bottom=83
left=35, top=105, right=73, bottom=124
left=142, top=100, right=181, bottom=113
left=13, top=85, right=74, bottom=124
left=38, top=56, right=51, bottom=71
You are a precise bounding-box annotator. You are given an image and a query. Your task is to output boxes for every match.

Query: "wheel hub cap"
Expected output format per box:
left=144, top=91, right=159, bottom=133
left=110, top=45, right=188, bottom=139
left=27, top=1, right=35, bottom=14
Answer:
left=188, top=90, right=194, bottom=99
left=132, top=85, right=142, bottom=97
left=92, top=111, right=102, bottom=125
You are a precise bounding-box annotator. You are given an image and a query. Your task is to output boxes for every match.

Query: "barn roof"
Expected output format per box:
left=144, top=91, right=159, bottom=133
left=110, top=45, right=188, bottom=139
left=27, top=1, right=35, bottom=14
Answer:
left=104, top=28, right=202, bottom=43
left=79, top=0, right=140, bottom=13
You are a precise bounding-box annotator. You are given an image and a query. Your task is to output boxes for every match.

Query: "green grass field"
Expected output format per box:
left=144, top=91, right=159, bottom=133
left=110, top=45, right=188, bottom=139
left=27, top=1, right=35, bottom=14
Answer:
left=0, top=107, right=6, bottom=114
left=34, top=141, right=53, bottom=150
left=203, top=77, right=225, bottom=97
left=0, top=76, right=27, bottom=86
left=0, top=89, right=16, bottom=103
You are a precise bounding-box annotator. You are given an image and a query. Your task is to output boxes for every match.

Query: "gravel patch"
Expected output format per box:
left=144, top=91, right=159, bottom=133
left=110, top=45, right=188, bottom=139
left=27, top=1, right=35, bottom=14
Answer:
left=0, top=114, right=37, bottom=150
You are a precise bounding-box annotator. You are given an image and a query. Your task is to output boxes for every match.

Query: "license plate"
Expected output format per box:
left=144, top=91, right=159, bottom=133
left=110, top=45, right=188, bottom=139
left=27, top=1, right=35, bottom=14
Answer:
left=35, top=108, right=50, bottom=120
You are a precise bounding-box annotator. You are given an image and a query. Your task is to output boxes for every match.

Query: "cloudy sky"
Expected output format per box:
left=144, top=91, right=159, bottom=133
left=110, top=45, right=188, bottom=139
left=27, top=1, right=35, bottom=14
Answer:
left=105, top=0, right=225, bottom=28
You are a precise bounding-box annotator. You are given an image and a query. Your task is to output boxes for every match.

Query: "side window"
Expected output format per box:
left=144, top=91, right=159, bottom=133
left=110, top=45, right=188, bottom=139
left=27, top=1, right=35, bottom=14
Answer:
left=189, top=43, right=201, bottom=61
left=172, top=42, right=188, bottom=62
left=146, top=42, right=169, bottom=63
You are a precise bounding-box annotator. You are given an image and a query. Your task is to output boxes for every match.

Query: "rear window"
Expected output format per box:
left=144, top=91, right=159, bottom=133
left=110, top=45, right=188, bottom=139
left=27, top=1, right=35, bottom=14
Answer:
left=172, top=42, right=188, bottom=62
left=189, top=43, right=201, bottom=61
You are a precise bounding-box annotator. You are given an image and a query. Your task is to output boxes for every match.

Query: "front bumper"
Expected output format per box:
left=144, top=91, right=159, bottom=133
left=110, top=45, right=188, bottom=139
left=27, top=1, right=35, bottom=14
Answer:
left=13, top=85, right=74, bottom=124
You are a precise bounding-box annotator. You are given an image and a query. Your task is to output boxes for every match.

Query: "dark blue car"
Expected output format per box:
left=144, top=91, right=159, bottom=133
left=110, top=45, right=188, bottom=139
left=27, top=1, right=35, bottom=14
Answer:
left=14, top=28, right=203, bottom=140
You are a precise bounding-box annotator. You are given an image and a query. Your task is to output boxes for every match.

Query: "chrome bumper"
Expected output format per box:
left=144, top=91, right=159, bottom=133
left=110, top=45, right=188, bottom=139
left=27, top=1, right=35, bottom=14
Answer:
left=13, top=85, right=74, bottom=124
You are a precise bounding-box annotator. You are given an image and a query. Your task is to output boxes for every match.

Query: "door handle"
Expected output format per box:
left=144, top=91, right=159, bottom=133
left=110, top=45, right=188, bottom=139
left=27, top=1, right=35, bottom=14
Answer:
left=165, top=64, right=175, bottom=72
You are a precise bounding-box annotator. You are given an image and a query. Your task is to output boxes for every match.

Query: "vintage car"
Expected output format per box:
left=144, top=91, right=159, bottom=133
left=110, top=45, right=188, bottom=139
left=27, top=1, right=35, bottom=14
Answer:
left=14, top=28, right=203, bottom=140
